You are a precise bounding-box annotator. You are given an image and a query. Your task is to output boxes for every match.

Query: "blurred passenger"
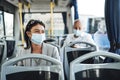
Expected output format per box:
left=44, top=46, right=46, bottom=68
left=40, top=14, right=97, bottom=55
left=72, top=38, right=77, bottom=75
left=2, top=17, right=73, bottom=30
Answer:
left=16, top=19, right=60, bottom=66
left=94, top=21, right=110, bottom=51
left=62, top=20, right=96, bottom=48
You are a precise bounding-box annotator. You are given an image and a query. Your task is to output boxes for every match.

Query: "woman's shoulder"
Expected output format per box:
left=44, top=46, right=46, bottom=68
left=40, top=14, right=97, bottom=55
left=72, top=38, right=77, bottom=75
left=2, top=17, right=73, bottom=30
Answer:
left=16, top=46, right=31, bottom=57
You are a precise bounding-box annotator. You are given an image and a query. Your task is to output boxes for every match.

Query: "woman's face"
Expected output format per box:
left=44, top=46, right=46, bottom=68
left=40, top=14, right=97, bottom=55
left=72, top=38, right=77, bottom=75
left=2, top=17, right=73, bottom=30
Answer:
left=26, top=24, right=45, bottom=38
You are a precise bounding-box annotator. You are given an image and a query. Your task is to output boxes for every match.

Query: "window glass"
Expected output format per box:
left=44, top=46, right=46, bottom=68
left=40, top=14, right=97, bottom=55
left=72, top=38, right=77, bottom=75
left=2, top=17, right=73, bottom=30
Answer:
left=4, top=12, right=14, bottom=37
left=77, top=0, right=109, bottom=51
left=0, top=11, right=4, bottom=38
left=77, top=0, right=105, bottom=33
left=24, top=13, right=64, bottom=37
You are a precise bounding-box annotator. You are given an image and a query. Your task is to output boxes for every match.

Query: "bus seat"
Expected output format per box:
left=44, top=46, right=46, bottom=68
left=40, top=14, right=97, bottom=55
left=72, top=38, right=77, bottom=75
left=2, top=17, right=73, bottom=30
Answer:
left=44, top=38, right=57, bottom=44
left=63, top=41, right=97, bottom=80
left=60, top=38, right=66, bottom=48
left=58, top=35, right=67, bottom=48
left=0, top=41, right=4, bottom=64
left=70, top=51, right=120, bottom=80
left=6, top=39, right=15, bottom=58
left=0, top=39, right=7, bottom=67
left=1, top=54, right=64, bottom=80
left=0, top=36, right=15, bottom=59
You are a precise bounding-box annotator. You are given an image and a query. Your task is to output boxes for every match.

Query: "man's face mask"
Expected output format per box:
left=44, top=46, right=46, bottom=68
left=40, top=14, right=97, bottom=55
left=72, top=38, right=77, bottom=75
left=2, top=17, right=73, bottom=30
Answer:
left=73, top=29, right=81, bottom=36
left=31, top=33, right=46, bottom=45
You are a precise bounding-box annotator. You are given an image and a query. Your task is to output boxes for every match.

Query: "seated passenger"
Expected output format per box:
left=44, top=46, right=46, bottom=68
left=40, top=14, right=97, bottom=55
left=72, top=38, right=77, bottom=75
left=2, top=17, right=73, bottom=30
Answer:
left=94, top=21, right=110, bottom=51
left=16, top=19, right=60, bottom=66
left=62, top=20, right=96, bottom=48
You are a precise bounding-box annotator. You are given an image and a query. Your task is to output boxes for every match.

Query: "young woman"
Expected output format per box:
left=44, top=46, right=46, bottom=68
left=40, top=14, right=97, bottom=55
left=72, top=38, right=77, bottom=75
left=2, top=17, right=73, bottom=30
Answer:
left=16, top=19, right=60, bottom=66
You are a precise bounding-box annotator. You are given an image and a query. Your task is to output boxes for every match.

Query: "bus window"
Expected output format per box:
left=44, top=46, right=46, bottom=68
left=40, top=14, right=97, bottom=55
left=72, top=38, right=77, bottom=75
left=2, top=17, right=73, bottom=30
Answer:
left=0, top=11, right=4, bottom=38
left=76, top=0, right=109, bottom=51
left=24, top=13, right=64, bottom=36
left=4, top=12, right=14, bottom=37
left=77, top=0, right=105, bottom=33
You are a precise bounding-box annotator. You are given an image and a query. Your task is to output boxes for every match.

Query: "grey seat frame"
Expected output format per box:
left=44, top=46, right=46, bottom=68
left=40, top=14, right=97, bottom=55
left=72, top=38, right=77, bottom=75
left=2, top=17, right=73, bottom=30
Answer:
left=0, top=39, right=7, bottom=67
left=64, top=41, right=97, bottom=80
left=1, top=54, right=64, bottom=80
left=70, top=51, right=120, bottom=80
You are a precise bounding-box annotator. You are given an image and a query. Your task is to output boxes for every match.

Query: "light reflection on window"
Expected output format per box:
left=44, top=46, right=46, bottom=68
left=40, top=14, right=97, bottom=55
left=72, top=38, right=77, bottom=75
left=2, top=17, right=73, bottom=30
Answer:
left=4, top=12, right=14, bottom=37
left=24, top=13, right=64, bottom=36
left=0, top=11, right=4, bottom=38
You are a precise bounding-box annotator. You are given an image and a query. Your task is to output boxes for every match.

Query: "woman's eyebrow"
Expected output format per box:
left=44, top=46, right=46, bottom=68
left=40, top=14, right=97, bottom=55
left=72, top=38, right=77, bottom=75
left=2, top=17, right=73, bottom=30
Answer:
left=34, top=29, right=44, bottom=31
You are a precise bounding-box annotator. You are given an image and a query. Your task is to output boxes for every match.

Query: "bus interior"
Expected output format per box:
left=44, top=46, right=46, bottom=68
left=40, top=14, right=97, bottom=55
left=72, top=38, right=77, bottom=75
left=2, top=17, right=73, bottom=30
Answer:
left=0, top=0, right=120, bottom=80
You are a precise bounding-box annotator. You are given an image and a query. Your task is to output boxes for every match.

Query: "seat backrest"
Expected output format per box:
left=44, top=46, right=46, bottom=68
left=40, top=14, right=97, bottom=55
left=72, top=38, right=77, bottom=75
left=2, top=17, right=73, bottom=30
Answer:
left=0, top=36, right=15, bottom=60
left=44, top=38, right=57, bottom=44
left=6, top=39, right=15, bottom=58
left=64, top=41, right=97, bottom=80
left=70, top=51, right=120, bottom=80
left=0, top=41, right=4, bottom=64
left=1, top=54, right=64, bottom=80
left=0, top=39, right=7, bottom=67
left=59, top=35, right=67, bottom=47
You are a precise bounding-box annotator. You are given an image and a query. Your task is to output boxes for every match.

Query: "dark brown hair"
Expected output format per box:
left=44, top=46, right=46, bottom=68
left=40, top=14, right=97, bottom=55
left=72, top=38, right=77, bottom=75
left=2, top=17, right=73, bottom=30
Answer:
left=24, top=19, right=45, bottom=49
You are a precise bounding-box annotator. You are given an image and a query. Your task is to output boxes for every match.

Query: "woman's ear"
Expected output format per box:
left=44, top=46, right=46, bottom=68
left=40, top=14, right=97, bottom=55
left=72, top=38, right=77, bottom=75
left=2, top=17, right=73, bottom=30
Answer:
left=26, top=31, right=32, bottom=38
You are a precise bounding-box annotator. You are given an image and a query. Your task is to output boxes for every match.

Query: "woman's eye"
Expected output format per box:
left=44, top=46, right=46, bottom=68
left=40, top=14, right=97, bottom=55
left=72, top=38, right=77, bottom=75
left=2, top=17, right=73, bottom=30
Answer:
left=33, top=30, right=45, bottom=33
left=35, top=31, right=40, bottom=33
left=42, top=30, right=45, bottom=33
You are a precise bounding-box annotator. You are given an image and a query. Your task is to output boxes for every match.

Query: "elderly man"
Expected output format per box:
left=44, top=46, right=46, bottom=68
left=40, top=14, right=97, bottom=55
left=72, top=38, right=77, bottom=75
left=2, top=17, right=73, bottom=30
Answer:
left=62, top=20, right=96, bottom=48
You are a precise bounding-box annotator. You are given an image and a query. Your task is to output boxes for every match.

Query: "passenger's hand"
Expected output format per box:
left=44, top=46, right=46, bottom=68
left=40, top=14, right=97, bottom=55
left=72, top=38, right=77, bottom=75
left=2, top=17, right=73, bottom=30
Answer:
left=72, top=44, right=81, bottom=48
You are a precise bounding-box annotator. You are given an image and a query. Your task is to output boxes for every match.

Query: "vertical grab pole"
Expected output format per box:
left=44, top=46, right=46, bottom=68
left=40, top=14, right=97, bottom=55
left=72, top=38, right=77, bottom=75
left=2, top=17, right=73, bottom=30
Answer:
left=27, top=3, right=31, bottom=13
left=18, top=2, right=25, bottom=46
left=49, top=0, right=55, bottom=38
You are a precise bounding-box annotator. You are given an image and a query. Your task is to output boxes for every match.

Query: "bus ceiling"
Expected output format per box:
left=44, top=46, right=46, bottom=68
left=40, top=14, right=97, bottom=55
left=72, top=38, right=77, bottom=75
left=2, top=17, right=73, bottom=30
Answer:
left=6, top=0, right=71, bottom=12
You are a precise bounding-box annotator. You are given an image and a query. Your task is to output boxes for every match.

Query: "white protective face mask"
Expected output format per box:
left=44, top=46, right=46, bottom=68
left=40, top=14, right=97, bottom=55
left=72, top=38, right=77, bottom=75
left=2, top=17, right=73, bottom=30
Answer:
left=31, top=33, right=46, bottom=45
left=73, top=29, right=81, bottom=36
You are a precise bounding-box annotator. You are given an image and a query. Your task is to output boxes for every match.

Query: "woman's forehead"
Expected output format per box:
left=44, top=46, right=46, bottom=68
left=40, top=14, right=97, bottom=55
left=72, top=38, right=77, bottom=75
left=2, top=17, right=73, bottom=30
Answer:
left=31, top=24, right=45, bottom=30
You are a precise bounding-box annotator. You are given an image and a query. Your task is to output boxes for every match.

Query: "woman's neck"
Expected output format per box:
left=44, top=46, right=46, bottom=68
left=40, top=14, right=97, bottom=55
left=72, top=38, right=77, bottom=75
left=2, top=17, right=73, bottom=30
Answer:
left=31, top=43, right=42, bottom=54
